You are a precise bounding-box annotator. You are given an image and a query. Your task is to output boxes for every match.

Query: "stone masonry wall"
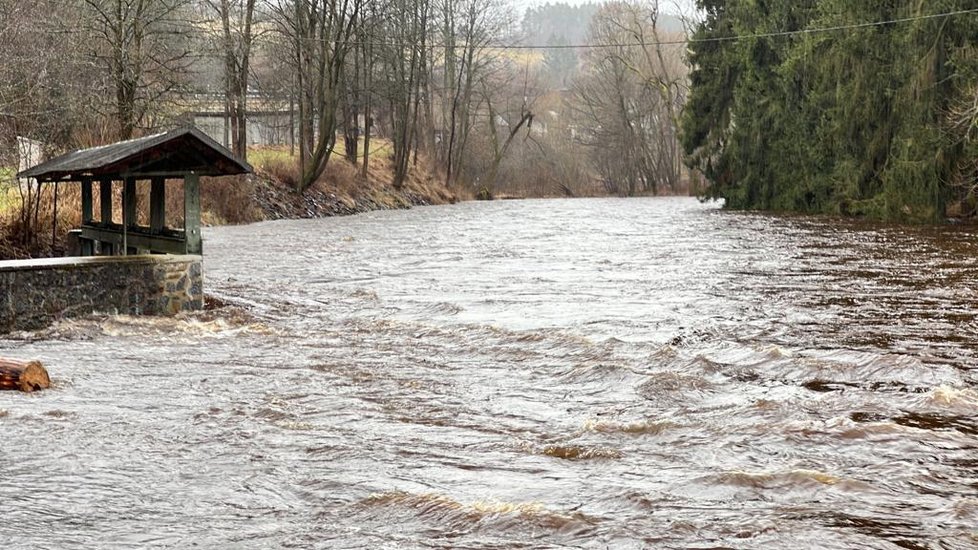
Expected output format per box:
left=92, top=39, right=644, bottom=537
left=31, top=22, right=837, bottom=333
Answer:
left=0, top=255, right=203, bottom=332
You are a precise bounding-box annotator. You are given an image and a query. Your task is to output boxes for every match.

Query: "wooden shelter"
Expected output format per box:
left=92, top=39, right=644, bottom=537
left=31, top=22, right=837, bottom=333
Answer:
left=16, top=127, right=251, bottom=256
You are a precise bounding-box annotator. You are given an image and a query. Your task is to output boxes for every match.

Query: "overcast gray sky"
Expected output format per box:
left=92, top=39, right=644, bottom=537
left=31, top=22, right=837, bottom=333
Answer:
left=514, top=0, right=698, bottom=16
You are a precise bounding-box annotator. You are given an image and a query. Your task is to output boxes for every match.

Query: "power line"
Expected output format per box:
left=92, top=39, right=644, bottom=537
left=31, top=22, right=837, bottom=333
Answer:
left=283, top=6, right=978, bottom=50
left=7, top=6, right=978, bottom=52
left=499, top=7, right=978, bottom=50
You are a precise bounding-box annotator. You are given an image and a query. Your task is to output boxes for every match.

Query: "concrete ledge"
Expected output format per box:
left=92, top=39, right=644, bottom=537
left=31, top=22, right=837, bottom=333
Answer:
left=0, top=254, right=202, bottom=272
left=0, top=255, right=203, bottom=332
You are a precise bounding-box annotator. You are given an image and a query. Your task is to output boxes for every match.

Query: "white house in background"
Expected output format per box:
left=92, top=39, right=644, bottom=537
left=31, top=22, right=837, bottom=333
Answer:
left=182, top=94, right=296, bottom=148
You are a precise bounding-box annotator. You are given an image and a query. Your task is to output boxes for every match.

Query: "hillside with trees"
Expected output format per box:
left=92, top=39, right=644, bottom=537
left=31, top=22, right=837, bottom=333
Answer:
left=520, top=2, right=602, bottom=46
left=0, top=0, right=692, bottom=258
left=682, top=1, right=978, bottom=222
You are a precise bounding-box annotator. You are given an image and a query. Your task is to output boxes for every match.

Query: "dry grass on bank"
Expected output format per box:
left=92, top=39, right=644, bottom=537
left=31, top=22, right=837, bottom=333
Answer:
left=0, top=140, right=457, bottom=259
left=0, top=179, right=82, bottom=259
left=249, top=142, right=458, bottom=219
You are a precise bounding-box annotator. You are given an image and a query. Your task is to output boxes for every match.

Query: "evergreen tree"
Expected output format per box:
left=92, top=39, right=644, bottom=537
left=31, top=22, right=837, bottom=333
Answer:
left=682, top=0, right=978, bottom=222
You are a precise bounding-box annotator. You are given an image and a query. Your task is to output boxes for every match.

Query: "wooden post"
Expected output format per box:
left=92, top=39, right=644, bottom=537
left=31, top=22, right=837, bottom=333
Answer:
left=123, top=177, right=137, bottom=228
left=100, top=179, right=113, bottom=225
left=0, top=358, right=51, bottom=392
left=184, top=173, right=202, bottom=255
left=150, top=177, right=166, bottom=235
left=81, top=178, right=93, bottom=224
left=100, top=179, right=114, bottom=255
left=80, top=179, right=95, bottom=255
left=51, top=182, right=58, bottom=254
left=123, top=177, right=136, bottom=255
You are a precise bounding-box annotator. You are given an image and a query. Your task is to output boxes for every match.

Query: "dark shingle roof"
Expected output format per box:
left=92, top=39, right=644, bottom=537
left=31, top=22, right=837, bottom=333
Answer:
left=17, top=127, right=252, bottom=181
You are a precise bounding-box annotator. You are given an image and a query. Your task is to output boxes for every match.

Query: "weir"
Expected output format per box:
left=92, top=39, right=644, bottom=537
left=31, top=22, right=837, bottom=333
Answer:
left=2, top=127, right=251, bottom=332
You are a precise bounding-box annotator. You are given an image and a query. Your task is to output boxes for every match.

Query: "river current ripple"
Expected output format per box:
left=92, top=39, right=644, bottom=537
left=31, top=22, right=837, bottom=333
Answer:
left=2, top=198, right=978, bottom=549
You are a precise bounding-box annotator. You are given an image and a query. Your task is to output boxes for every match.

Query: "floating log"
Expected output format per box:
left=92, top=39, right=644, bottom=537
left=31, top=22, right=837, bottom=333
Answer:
left=0, top=358, right=51, bottom=392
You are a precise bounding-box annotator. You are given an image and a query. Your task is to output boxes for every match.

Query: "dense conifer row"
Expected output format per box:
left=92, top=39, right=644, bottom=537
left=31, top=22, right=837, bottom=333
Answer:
left=682, top=1, right=978, bottom=221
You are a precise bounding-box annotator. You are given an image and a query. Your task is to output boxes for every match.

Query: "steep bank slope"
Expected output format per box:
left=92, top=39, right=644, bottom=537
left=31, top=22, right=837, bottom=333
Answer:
left=201, top=145, right=460, bottom=225
left=0, top=151, right=459, bottom=259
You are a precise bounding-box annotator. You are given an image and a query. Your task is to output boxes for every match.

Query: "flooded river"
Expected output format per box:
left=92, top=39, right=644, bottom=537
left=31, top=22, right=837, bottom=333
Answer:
left=3, top=197, right=978, bottom=549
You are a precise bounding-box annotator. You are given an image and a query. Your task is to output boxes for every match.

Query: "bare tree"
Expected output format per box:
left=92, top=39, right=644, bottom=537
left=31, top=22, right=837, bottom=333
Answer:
left=435, top=0, right=507, bottom=187
left=204, top=0, right=257, bottom=160
left=81, top=0, right=194, bottom=139
left=1, top=0, right=102, bottom=252
left=271, top=0, right=361, bottom=191
left=379, top=0, right=428, bottom=188
left=572, top=0, right=687, bottom=195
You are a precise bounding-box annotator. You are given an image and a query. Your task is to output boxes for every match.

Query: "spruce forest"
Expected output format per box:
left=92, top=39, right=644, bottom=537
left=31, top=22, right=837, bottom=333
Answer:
left=683, top=1, right=978, bottom=222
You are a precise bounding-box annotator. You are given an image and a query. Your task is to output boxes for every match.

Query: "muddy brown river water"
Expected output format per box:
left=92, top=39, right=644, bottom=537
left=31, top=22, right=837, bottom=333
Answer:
left=2, top=197, right=978, bottom=549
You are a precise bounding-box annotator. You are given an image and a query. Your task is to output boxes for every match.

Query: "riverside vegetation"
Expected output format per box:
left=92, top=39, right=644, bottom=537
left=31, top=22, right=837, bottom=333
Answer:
left=4, top=1, right=977, bottom=260
left=0, top=0, right=691, bottom=259
left=683, top=0, right=978, bottom=222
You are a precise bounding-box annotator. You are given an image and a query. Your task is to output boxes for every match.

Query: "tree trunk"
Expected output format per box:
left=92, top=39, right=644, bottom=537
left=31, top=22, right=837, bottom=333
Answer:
left=361, top=73, right=372, bottom=177
left=361, top=35, right=373, bottom=177
left=0, top=359, right=51, bottom=392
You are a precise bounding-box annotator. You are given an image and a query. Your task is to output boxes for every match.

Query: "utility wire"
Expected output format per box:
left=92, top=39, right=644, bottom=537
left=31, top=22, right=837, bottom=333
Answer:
left=502, top=7, right=978, bottom=49
left=8, top=7, right=978, bottom=51
left=282, top=7, right=978, bottom=50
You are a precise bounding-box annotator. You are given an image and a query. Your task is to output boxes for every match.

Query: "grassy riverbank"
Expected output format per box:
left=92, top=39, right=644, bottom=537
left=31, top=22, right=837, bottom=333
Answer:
left=204, top=141, right=462, bottom=225
left=0, top=139, right=462, bottom=259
